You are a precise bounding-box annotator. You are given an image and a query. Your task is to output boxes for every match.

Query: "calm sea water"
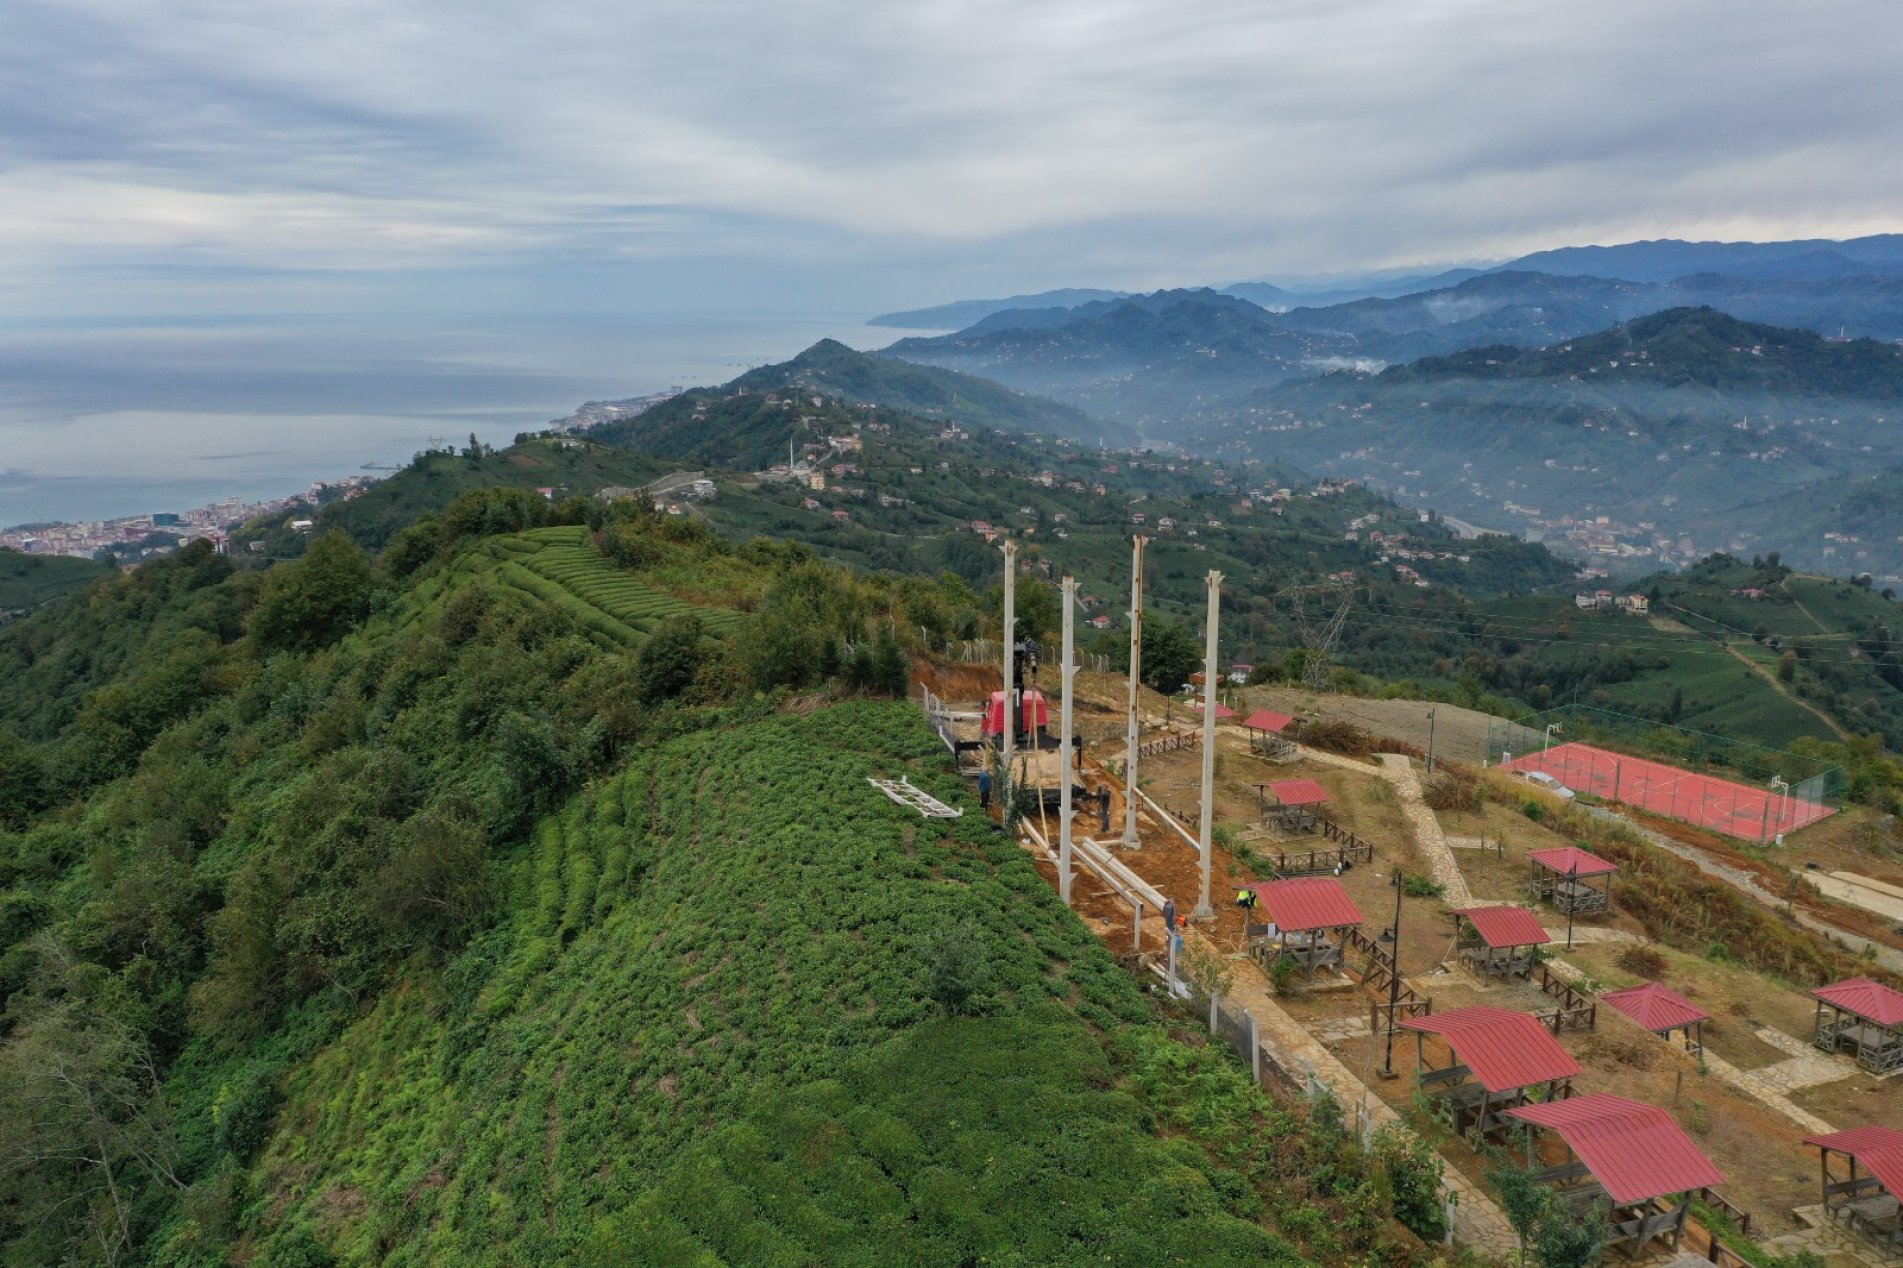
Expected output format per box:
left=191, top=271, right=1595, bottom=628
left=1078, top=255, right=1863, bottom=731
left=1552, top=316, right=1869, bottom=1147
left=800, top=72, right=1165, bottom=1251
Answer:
left=0, top=314, right=931, bottom=528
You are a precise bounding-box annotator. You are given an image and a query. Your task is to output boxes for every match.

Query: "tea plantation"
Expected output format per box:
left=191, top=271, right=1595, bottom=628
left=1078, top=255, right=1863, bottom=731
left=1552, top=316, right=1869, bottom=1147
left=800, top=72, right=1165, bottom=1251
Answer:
left=228, top=704, right=1325, bottom=1264
left=401, top=524, right=747, bottom=649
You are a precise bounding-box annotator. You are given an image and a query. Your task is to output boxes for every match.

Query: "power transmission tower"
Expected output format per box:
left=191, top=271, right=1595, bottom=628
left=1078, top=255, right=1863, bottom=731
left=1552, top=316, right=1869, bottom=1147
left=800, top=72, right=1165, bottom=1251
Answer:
left=1283, top=582, right=1355, bottom=692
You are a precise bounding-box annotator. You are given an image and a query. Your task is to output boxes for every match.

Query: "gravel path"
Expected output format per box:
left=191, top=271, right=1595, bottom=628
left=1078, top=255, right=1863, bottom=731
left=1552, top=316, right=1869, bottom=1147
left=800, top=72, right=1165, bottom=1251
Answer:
left=1592, top=808, right=1903, bottom=974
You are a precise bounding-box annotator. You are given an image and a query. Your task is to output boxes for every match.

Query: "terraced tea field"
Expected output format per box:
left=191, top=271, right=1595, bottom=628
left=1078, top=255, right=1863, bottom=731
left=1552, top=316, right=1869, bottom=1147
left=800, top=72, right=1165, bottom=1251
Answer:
left=464, top=525, right=746, bottom=646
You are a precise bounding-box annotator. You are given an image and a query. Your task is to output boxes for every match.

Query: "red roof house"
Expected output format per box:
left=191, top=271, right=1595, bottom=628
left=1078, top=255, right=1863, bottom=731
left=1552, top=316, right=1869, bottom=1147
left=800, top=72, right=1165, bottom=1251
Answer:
left=1399, top=1005, right=1581, bottom=1143
left=1508, top=1093, right=1723, bottom=1204
left=1251, top=876, right=1363, bottom=932
left=1507, top=1093, right=1724, bottom=1256
left=1527, top=846, right=1617, bottom=915
left=1450, top=906, right=1550, bottom=981
left=1811, top=978, right=1903, bottom=1073
left=1805, top=1126, right=1903, bottom=1253
left=1247, top=877, right=1363, bottom=978
left=1602, top=982, right=1710, bottom=1055
left=1269, top=778, right=1329, bottom=806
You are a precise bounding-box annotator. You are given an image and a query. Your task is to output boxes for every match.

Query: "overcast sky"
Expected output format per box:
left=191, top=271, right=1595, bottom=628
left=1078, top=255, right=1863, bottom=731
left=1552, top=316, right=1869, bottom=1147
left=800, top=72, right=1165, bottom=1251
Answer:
left=5, top=0, right=1901, bottom=319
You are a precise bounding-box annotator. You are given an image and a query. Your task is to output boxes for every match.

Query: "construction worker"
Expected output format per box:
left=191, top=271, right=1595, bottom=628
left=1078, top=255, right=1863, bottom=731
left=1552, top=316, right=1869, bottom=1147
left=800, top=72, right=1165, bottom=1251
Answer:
left=978, top=768, right=993, bottom=810
left=1235, top=885, right=1260, bottom=912
left=1162, top=897, right=1177, bottom=933
left=1096, top=784, right=1112, bottom=833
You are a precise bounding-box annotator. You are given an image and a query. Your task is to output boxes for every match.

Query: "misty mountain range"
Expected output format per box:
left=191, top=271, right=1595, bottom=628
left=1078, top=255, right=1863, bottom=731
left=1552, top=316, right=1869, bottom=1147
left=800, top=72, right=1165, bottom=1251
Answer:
left=864, top=236, right=1903, bottom=582
left=872, top=232, right=1903, bottom=327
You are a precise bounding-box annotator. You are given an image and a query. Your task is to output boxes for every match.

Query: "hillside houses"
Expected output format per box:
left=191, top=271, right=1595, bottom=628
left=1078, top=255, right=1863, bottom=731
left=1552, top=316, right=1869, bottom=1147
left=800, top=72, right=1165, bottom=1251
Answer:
left=1573, top=590, right=1650, bottom=613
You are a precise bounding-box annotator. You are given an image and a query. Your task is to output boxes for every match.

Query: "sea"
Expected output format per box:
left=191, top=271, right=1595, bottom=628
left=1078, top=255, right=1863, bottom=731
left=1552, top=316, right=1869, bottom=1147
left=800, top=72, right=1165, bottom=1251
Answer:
left=0, top=314, right=936, bottom=529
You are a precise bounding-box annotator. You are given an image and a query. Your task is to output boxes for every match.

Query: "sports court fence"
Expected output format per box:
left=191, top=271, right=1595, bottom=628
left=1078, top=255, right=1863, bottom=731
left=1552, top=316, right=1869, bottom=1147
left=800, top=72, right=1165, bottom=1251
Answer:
left=1486, top=706, right=1841, bottom=843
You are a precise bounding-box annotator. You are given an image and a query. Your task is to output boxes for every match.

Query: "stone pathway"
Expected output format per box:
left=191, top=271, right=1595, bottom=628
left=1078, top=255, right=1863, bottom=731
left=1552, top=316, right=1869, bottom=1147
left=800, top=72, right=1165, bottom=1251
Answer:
left=1755, top=1025, right=1820, bottom=1059
left=1772, top=1206, right=1901, bottom=1267
left=1741, top=1023, right=1857, bottom=1094
left=1313, top=1014, right=1373, bottom=1043
left=1696, top=1049, right=1835, bottom=1135
left=1753, top=1052, right=1856, bottom=1094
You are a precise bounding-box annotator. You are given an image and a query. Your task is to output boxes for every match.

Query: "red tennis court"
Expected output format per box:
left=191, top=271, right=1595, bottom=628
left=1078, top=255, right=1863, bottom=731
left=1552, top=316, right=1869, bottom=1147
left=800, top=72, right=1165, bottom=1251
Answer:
left=1499, top=741, right=1833, bottom=842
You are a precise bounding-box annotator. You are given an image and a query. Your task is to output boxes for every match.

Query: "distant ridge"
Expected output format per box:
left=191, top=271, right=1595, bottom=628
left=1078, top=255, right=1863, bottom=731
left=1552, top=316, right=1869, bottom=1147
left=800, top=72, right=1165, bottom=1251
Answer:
left=867, top=288, right=1127, bottom=329
left=594, top=338, right=1135, bottom=463
left=888, top=233, right=1903, bottom=334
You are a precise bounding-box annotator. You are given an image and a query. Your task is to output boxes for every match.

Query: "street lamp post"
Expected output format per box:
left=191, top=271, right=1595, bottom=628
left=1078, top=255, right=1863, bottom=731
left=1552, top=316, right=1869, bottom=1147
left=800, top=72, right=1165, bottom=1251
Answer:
left=1379, top=871, right=1405, bottom=1077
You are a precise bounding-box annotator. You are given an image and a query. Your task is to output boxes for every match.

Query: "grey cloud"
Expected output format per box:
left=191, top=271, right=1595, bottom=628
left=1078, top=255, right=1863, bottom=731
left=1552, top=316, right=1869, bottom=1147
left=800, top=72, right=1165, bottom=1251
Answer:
left=0, top=0, right=1899, bottom=312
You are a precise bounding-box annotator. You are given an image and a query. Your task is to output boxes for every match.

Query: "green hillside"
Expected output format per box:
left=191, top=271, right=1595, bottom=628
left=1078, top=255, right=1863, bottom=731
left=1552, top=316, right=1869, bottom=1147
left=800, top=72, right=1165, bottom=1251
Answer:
left=236, top=705, right=1305, bottom=1264
left=0, top=490, right=1443, bottom=1265
left=0, top=548, right=111, bottom=613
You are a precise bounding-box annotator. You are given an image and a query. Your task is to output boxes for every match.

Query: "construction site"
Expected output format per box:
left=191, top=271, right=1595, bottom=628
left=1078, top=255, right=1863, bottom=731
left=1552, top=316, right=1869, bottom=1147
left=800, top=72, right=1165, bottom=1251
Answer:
left=917, top=538, right=1903, bottom=1267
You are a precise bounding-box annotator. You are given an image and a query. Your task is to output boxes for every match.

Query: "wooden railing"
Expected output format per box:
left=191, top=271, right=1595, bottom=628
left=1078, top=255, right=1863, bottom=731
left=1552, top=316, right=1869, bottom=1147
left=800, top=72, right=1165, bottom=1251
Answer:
left=1534, top=963, right=1598, bottom=1033
left=1261, top=816, right=1376, bottom=878
left=1344, top=926, right=1434, bottom=1036
left=1137, top=730, right=1201, bottom=759
left=1319, top=816, right=1377, bottom=858
left=1695, top=1188, right=1755, bottom=1238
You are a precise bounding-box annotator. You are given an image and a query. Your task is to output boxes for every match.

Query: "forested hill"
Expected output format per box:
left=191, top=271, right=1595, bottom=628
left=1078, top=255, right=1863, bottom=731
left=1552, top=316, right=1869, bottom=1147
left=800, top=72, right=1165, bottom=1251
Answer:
left=0, top=482, right=1456, bottom=1263
left=589, top=339, right=1126, bottom=459
left=1392, top=307, right=1903, bottom=396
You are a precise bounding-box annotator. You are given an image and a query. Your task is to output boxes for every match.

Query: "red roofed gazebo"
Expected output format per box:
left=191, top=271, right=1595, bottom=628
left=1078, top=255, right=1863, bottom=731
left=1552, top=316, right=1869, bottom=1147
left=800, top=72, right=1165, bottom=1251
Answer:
left=1450, top=905, right=1551, bottom=982
left=1244, top=708, right=1298, bottom=760
left=1811, top=978, right=1903, bottom=1074
left=1804, top=1126, right=1903, bottom=1254
left=1507, top=1093, right=1725, bottom=1257
left=1602, top=982, right=1710, bottom=1057
left=1248, top=877, right=1363, bottom=978
left=1268, top=778, right=1329, bottom=833
left=1527, top=846, right=1617, bottom=916
left=1399, top=1005, right=1581, bottom=1144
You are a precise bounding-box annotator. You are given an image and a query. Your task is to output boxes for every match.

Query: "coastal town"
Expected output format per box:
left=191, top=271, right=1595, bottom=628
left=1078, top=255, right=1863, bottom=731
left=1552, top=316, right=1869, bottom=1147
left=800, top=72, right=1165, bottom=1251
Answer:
left=0, top=474, right=379, bottom=564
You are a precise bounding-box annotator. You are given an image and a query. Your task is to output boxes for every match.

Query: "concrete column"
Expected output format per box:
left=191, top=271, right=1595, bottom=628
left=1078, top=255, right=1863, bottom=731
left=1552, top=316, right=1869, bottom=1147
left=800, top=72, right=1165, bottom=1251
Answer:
left=1000, top=539, right=1017, bottom=779
left=1059, top=575, right=1077, bottom=904
left=1122, top=535, right=1148, bottom=847
left=1196, top=569, right=1223, bottom=919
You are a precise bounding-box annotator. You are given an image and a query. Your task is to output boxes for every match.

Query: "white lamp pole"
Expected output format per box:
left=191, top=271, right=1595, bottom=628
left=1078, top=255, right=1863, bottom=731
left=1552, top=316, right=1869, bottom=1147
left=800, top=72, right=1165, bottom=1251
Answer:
left=1196, top=569, right=1223, bottom=920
